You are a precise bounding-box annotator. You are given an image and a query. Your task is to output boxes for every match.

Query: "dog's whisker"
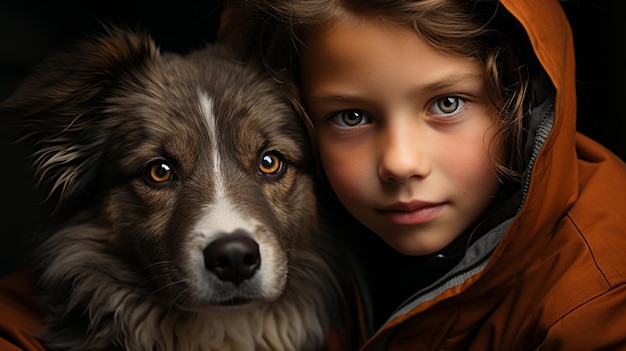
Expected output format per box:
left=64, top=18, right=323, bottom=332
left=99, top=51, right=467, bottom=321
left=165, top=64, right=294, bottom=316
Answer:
left=145, top=279, right=187, bottom=301
left=286, top=264, right=307, bottom=275
left=166, top=288, right=190, bottom=315
left=131, top=261, right=176, bottom=275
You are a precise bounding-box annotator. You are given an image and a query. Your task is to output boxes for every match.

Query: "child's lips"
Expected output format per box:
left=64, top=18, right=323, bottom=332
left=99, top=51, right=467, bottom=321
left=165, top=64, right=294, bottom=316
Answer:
left=377, top=201, right=445, bottom=225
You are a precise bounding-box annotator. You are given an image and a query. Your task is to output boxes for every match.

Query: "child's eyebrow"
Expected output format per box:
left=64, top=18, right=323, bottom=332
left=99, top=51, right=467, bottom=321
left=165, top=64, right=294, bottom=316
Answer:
left=421, top=72, right=483, bottom=92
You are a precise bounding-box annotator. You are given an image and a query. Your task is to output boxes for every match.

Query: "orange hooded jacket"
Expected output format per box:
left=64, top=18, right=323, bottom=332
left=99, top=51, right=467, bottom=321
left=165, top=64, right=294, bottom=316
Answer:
left=1, top=0, right=626, bottom=350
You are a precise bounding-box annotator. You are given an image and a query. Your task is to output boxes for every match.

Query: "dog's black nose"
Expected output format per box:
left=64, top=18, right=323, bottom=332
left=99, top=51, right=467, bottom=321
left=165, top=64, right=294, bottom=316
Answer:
left=204, top=235, right=261, bottom=285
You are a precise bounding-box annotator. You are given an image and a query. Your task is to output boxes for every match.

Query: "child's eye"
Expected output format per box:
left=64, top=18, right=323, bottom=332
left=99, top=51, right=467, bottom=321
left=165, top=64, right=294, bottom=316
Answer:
left=331, top=109, right=371, bottom=127
left=430, top=96, right=466, bottom=115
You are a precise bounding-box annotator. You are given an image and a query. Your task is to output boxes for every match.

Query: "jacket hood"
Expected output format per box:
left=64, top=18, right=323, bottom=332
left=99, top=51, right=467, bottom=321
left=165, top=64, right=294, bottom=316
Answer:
left=485, top=0, right=578, bottom=279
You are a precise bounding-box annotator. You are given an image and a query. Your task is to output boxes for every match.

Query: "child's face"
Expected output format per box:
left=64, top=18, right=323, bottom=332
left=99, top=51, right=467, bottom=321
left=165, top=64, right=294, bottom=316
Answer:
left=300, top=18, right=504, bottom=256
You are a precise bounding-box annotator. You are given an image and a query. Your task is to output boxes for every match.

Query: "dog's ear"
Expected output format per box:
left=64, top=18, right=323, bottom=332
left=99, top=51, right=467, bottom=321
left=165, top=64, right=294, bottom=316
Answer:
left=1, top=25, right=159, bottom=216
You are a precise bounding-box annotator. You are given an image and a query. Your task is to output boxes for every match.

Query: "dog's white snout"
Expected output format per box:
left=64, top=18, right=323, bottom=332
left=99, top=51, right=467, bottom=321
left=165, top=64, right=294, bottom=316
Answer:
left=203, top=230, right=261, bottom=286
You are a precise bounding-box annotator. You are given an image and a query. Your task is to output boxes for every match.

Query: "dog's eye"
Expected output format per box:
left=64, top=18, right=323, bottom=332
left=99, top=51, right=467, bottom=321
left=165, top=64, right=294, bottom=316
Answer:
left=146, top=161, right=175, bottom=184
left=258, top=152, right=284, bottom=175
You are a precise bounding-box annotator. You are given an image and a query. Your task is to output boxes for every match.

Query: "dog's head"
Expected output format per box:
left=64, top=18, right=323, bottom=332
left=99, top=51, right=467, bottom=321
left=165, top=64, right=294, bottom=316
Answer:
left=3, top=26, right=318, bottom=311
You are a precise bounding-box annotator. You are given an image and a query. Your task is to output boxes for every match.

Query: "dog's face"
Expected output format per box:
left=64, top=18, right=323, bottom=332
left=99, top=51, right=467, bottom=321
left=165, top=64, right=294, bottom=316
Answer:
left=5, top=28, right=317, bottom=312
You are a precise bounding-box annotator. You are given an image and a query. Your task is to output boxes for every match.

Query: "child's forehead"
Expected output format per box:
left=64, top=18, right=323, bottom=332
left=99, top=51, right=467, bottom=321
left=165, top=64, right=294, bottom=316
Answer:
left=300, top=17, right=485, bottom=100
left=304, top=15, right=416, bottom=50
left=301, top=15, right=459, bottom=71
left=298, top=9, right=412, bottom=44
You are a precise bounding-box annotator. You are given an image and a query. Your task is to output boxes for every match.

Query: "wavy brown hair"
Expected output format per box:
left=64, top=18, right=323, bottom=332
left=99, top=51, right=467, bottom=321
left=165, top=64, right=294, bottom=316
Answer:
left=223, top=0, right=536, bottom=181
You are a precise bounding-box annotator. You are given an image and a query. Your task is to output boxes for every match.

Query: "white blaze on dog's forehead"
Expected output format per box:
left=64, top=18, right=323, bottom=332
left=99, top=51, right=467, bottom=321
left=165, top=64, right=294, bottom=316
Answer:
left=199, top=92, right=227, bottom=200
left=196, top=92, right=260, bottom=241
left=197, top=93, right=255, bottom=237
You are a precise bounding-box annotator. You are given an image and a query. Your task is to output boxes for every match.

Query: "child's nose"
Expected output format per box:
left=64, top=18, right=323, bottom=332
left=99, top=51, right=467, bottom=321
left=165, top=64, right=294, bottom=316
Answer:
left=378, top=126, right=431, bottom=183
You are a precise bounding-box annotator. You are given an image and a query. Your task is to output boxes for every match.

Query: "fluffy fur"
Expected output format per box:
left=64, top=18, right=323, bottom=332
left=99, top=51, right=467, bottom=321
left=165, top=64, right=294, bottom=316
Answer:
left=2, top=27, right=350, bottom=351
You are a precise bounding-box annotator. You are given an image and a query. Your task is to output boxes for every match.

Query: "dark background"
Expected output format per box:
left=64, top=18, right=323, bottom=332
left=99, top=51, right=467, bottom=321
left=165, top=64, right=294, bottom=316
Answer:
left=1, top=0, right=625, bottom=278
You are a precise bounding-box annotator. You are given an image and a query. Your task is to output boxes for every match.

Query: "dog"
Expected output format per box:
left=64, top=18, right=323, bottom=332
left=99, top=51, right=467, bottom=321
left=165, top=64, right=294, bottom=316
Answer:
left=2, top=26, right=351, bottom=351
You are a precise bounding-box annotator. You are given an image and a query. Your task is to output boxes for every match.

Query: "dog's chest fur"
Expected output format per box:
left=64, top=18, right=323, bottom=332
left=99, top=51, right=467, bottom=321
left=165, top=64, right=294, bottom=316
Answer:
left=2, top=27, right=348, bottom=351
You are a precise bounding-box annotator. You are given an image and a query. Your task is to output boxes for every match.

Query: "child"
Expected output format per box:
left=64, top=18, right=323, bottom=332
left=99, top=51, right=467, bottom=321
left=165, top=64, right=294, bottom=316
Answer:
left=220, top=0, right=626, bottom=349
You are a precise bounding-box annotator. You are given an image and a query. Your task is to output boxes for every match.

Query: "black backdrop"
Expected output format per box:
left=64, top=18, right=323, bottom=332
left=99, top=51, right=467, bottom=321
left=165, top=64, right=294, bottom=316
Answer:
left=1, top=0, right=624, bottom=277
